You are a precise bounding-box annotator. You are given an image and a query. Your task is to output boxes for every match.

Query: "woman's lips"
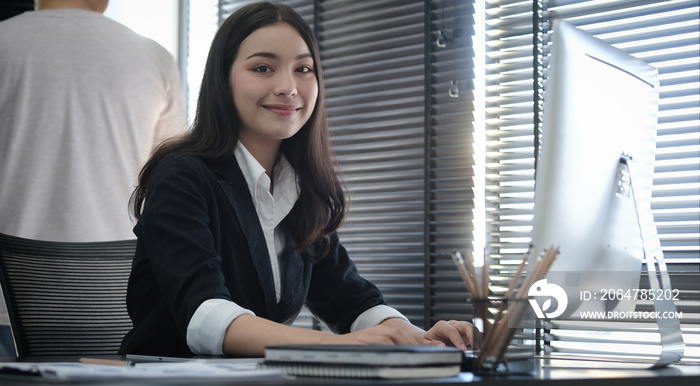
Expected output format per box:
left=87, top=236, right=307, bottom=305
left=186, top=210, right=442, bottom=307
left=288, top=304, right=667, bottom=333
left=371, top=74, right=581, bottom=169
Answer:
left=263, top=104, right=301, bottom=117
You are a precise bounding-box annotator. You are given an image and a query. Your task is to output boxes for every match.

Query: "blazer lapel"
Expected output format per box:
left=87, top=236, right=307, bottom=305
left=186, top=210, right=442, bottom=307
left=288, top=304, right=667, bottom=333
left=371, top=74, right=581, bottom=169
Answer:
left=275, top=227, right=311, bottom=322
left=207, top=156, right=277, bottom=318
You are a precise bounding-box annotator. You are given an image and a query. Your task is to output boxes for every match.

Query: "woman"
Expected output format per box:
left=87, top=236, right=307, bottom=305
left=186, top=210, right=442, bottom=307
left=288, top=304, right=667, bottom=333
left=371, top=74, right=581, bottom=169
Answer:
left=120, top=1, right=474, bottom=357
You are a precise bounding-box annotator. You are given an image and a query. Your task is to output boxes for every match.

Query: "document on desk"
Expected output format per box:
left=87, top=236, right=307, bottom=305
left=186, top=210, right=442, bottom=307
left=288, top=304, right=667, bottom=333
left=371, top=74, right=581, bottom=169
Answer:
left=0, top=361, right=284, bottom=381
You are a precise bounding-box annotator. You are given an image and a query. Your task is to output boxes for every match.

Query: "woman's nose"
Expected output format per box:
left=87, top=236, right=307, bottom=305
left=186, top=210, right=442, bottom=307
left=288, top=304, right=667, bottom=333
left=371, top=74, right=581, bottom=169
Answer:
left=274, top=71, right=298, bottom=97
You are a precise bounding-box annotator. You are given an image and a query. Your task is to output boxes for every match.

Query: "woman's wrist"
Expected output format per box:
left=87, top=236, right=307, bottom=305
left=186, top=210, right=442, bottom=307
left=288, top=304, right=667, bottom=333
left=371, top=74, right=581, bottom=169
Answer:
left=379, top=317, right=426, bottom=344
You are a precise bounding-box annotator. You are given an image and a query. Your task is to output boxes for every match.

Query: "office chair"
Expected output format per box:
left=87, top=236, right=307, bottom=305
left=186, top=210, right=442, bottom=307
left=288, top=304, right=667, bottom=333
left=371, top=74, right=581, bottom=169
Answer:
left=0, top=233, right=136, bottom=356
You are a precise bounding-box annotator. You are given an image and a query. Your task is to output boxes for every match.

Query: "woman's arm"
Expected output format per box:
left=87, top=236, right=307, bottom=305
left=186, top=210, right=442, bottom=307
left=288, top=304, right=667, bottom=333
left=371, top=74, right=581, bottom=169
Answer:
left=222, top=314, right=476, bottom=357
left=222, top=314, right=426, bottom=357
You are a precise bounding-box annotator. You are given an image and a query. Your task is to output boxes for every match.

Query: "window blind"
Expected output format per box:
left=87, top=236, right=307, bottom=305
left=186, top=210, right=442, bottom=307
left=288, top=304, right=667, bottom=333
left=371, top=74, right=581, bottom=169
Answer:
left=318, top=0, right=430, bottom=326
left=425, top=0, right=478, bottom=326
left=183, top=0, right=219, bottom=123
left=483, top=0, right=699, bottom=363
left=215, top=0, right=477, bottom=330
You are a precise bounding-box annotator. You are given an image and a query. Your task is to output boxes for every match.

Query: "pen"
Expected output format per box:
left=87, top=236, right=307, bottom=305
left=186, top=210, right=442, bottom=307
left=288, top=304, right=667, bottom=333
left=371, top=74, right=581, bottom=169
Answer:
left=79, top=358, right=127, bottom=367
left=125, top=354, right=190, bottom=365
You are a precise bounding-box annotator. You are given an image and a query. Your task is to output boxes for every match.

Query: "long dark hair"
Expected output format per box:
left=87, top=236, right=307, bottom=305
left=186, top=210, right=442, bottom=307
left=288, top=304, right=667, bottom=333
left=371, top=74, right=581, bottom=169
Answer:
left=131, top=2, right=345, bottom=260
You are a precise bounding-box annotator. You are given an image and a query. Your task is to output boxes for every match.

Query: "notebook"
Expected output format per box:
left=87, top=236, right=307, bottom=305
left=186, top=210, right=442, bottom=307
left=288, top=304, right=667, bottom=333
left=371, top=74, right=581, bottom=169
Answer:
left=262, top=344, right=464, bottom=379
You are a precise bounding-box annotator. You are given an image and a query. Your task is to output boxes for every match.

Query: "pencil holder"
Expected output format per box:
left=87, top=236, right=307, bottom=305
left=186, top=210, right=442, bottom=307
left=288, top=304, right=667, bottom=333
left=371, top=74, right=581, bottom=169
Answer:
left=465, top=297, right=536, bottom=376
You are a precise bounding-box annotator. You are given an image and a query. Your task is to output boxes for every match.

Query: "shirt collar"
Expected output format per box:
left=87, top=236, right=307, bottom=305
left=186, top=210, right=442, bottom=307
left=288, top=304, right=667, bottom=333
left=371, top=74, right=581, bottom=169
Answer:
left=233, top=141, right=299, bottom=215
left=234, top=142, right=267, bottom=201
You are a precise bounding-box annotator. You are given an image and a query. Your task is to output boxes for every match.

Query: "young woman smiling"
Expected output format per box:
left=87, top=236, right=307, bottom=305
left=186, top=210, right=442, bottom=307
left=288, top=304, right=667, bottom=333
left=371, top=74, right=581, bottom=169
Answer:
left=120, top=1, right=475, bottom=358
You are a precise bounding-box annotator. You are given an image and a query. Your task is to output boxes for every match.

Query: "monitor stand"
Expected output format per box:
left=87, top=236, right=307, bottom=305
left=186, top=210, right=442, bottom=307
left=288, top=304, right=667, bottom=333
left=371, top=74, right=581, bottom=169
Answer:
left=621, top=155, right=685, bottom=367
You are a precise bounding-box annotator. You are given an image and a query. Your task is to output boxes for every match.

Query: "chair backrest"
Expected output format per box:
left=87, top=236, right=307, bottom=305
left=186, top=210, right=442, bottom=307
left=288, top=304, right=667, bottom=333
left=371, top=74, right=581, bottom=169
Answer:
left=0, top=233, right=136, bottom=356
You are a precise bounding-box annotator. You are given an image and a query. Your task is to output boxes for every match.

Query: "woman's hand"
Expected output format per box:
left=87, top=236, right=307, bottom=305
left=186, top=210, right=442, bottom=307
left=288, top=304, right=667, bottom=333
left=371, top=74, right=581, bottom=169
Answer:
left=421, top=320, right=477, bottom=351
left=379, top=318, right=477, bottom=351
left=320, top=324, right=421, bottom=346
left=330, top=320, right=478, bottom=350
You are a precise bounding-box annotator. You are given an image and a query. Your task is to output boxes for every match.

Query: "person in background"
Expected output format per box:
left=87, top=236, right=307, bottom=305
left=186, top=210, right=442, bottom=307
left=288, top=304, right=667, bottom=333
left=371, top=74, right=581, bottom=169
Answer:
left=0, top=0, right=186, bottom=356
left=119, top=1, right=474, bottom=358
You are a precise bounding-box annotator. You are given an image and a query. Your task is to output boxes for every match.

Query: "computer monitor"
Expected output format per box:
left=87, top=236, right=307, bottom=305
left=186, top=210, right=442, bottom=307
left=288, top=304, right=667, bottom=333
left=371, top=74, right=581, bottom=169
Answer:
left=529, top=20, right=660, bottom=318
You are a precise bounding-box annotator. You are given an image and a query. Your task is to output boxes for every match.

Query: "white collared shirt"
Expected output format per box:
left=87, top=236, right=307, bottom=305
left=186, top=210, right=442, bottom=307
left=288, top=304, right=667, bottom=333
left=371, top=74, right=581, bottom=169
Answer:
left=234, top=141, right=299, bottom=302
left=186, top=142, right=407, bottom=355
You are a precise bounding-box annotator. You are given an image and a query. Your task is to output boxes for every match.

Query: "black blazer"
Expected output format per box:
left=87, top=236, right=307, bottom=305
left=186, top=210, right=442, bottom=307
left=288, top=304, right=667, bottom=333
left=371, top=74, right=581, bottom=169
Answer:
left=119, top=153, right=387, bottom=357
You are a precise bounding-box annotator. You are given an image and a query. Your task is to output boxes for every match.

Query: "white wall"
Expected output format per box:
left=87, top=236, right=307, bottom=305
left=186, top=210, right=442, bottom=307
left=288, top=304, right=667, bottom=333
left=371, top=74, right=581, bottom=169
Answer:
left=103, top=0, right=220, bottom=123
left=103, top=0, right=219, bottom=123
left=103, top=0, right=179, bottom=59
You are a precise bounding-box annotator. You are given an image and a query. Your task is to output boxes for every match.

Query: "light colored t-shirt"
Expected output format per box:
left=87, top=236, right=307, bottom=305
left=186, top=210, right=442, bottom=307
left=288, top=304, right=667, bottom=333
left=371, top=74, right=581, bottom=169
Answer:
left=0, top=9, right=186, bottom=325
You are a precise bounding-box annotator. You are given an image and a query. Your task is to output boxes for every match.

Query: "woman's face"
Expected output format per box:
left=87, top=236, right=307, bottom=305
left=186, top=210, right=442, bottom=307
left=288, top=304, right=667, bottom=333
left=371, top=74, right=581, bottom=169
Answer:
left=229, top=22, right=318, bottom=153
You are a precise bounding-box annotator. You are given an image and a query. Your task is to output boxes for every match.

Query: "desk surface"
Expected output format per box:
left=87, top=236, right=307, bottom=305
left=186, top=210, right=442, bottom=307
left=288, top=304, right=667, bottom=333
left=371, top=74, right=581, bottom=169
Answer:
left=0, top=355, right=698, bottom=386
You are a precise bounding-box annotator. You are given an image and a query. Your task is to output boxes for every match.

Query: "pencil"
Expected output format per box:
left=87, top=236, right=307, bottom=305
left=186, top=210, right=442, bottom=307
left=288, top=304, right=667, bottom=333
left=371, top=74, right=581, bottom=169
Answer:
left=473, top=245, right=559, bottom=370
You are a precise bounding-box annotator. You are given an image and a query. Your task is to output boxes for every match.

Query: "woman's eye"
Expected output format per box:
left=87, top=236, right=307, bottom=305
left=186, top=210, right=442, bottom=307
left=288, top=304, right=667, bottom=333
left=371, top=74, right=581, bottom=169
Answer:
left=252, top=65, right=273, bottom=73
left=297, top=66, right=314, bottom=73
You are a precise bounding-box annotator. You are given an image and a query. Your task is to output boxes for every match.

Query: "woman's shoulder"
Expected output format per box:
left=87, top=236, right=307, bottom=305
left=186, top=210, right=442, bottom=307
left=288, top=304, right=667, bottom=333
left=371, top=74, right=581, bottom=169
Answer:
left=151, top=153, right=216, bottom=181
left=156, top=153, right=208, bottom=171
left=152, top=153, right=240, bottom=189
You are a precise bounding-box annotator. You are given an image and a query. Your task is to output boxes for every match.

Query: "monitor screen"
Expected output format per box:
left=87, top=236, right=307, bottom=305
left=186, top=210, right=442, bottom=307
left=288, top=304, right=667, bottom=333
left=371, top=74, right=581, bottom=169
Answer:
left=529, top=20, right=660, bottom=318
